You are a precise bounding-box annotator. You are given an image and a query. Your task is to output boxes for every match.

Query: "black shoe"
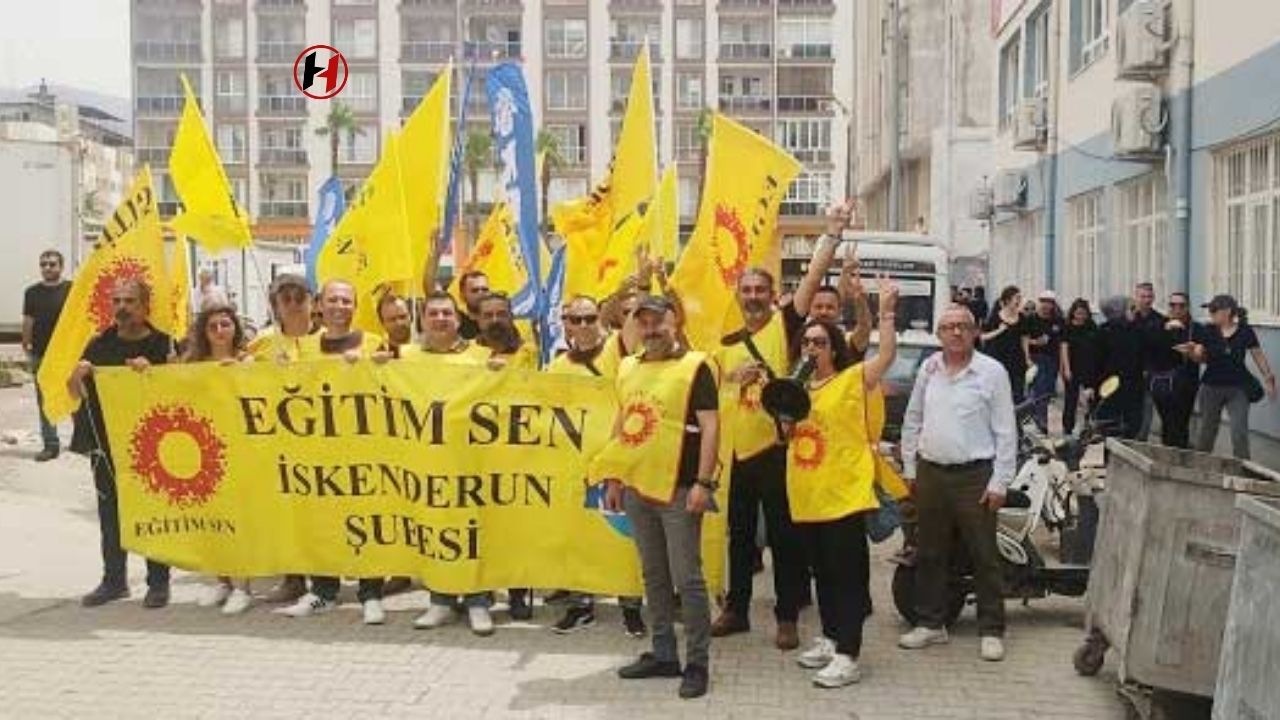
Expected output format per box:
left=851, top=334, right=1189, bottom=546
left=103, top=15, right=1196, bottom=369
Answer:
left=81, top=582, right=129, bottom=608
left=34, top=448, right=59, bottom=462
left=143, top=585, right=170, bottom=609
left=622, top=607, right=647, bottom=638
left=551, top=606, right=595, bottom=634
left=679, top=664, right=709, bottom=699
left=544, top=589, right=572, bottom=605
left=617, top=652, right=682, bottom=680
left=509, top=592, right=533, bottom=621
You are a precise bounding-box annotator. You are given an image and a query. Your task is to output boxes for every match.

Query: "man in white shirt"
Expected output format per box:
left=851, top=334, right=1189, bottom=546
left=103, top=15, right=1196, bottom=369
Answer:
left=897, top=304, right=1018, bottom=662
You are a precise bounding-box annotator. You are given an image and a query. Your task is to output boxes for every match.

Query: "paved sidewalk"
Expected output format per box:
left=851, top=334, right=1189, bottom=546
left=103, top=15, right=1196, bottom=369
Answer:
left=0, top=386, right=1128, bottom=719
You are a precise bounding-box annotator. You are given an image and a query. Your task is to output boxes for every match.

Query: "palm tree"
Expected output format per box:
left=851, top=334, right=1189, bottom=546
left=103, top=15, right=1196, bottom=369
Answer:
left=314, top=102, right=362, bottom=188
left=535, top=129, right=567, bottom=232
left=463, top=130, right=494, bottom=242
left=694, top=107, right=715, bottom=217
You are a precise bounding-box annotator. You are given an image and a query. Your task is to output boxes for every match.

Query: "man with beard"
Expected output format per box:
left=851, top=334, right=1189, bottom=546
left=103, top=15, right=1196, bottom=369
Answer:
left=377, top=292, right=413, bottom=354
left=281, top=280, right=392, bottom=624
left=456, top=271, right=490, bottom=341
left=600, top=295, right=719, bottom=699
left=547, top=295, right=646, bottom=637
left=475, top=292, right=538, bottom=371
left=68, top=279, right=175, bottom=608
left=24, top=249, right=71, bottom=461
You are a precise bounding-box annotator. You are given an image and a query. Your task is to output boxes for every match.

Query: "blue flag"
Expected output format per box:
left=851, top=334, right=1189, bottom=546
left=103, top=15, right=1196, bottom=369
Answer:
left=538, top=245, right=567, bottom=367
left=305, top=176, right=345, bottom=290
left=486, top=63, right=541, bottom=318
left=440, top=62, right=475, bottom=255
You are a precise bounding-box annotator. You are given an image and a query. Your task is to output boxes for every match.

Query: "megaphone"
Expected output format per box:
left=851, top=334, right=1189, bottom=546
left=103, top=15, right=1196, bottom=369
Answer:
left=761, top=355, right=818, bottom=425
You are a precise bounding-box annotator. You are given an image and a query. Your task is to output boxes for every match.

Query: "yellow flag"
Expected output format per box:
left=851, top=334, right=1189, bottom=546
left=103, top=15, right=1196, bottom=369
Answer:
left=168, top=75, right=252, bottom=252
left=37, top=166, right=176, bottom=421
left=399, top=67, right=452, bottom=297
left=553, top=191, right=612, bottom=300
left=168, top=237, right=191, bottom=341
left=640, top=164, right=680, bottom=264
left=669, top=114, right=801, bottom=351
left=448, top=202, right=526, bottom=308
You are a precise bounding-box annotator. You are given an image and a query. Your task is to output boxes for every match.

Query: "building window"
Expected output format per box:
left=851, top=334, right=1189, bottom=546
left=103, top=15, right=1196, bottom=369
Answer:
left=1065, top=190, right=1105, bottom=304
left=339, top=125, right=377, bottom=164
left=215, top=70, right=247, bottom=114
left=1024, top=7, right=1050, bottom=99
left=675, top=17, right=704, bottom=60
left=610, top=19, right=661, bottom=61
left=546, top=70, right=587, bottom=111
left=783, top=172, right=832, bottom=215
left=215, top=124, right=246, bottom=164
left=778, top=16, right=832, bottom=59
left=545, top=123, right=587, bottom=165
left=334, top=18, right=378, bottom=60
left=675, top=123, right=702, bottom=162
left=1116, top=171, right=1169, bottom=299
left=347, top=72, right=378, bottom=112
left=259, top=174, right=308, bottom=218
left=676, top=72, right=703, bottom=110
left=214, top=16, right=244, bottom=59
left=1069, top=0, right=1110, bottom=75
left=998, top=33, right=1021, bottom=131
left=545, top=18, right=587, bottom=59
left=1214, top=133, right=1280, bottom=320
left=776, top=119, right=831, bottom=163
left=719, top=20, right=771, bottom=61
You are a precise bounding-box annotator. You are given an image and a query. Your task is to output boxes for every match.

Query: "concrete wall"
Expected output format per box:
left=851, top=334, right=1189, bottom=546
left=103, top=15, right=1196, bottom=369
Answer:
left=0, top=140, right=76, bottom=334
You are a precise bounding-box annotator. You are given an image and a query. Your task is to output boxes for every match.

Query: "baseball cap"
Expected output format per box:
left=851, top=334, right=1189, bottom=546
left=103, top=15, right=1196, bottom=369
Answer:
left=632, top=295, right=674, bottom=317
left=269, top=273, right=309, bottom=296
left=1037, top=290, right=1058, bottom=302
left=1202, top=294, right=1238, bottom=313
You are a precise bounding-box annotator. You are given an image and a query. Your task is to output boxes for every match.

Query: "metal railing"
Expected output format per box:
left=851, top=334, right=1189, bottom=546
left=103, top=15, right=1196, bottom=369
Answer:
left=215, top=95, right=248, bottom=114
left=135, top=96, right=185, bottom=116
left=780, top=43, right=833, bottom=59
left=779, top=0, right=835, bottom=8
left=462, top=41, right=521, bottom=60
left=259, top=148, right=307, bottom=165
left=134, top=40, right=202, bottom=63
left=258, top=96, right=307, bottom=114
left=776, top=95, right=826, bottom=112
left=545, top=39, right=588, bottom=59
left=719, top=0, right=772, bottom=8
left=719, top=96, right=771, bottom=113
left=720, top=42, right=772, bottom=60
left=219, top=148, right=246, bottom=163
left=135, top=147, right=172, bottom=165
left=610, top=40, right=661, bottom=61
left=258, top=201, right=309, bottom=218
left=257, top=41, right=303, bottom=63
left=784, top=147, right=831, bottom=163
left=400, top=41, right=455, bottom=62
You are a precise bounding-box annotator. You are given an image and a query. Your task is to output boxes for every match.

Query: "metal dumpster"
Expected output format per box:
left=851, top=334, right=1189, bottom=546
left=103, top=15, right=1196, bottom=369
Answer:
left=1072, top=441, right=1280, bottom=711
left=1213, top=496, right=1280, bottom=720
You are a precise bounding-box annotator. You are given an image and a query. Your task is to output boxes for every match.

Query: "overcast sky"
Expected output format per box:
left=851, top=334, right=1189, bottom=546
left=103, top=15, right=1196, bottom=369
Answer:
left=0, top=0, right=131, bottom=97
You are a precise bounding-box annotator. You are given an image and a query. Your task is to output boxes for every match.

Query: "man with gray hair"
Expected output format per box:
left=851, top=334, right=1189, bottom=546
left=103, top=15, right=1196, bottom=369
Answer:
left=898, top=303, right=1017, bottom=663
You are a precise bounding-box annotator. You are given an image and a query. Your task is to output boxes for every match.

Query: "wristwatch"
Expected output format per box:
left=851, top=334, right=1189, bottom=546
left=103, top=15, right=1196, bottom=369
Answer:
left=695, top=478, right=719, bottom=492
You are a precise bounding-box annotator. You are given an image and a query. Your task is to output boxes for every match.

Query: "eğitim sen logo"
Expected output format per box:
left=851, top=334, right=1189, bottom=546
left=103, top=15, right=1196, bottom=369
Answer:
left=129, top=405, right=228, bottom=508
left=293, top=45, right=348, bottom=100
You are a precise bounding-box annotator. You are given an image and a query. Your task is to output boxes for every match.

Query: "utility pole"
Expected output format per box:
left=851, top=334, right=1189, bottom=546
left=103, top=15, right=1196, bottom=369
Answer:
left=886, top=0, right=902, bottom=231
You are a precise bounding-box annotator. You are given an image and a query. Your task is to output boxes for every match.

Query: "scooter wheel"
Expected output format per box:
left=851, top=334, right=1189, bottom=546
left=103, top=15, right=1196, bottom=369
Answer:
left=891, top=564, right=920, bottom=625
left=1073, top=639, right=1106, bottom=676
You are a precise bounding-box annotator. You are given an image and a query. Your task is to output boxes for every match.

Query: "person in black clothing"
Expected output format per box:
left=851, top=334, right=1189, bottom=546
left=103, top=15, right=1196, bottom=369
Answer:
left=456, top=270, right=489, bottom=340
left=1190, top=295, right=1277, bottom=459
left=22, top=249, right=72, bottom=461
left=980, top=286, right=1032, bottom=406
left=1145, top=292, right=1201, bottom=448
left=1060, top=299, right=1102, bottom=435
left=1026, top=291, right=1066, bottom=431
left=1131, top=282, right=1165, bottom=440
left=67, top=278, right=174, bottom=609
left=1094, top=296, right=1146, bottom=439
left=968, top=286, right=989, bottom=326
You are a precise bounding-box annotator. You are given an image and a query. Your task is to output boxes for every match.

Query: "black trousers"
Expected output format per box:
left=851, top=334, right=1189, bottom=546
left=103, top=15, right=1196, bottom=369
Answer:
left=726, top=446, right=807, bottom=622
left=1153, top=378, right=1198, bottom=449
left=92, top=453, right=169, bottom=589
left=311, top=576, right=384, bottom=603
left=1062, top=378, right=1086, bottom=435
left=1098, top=392, right=1144, bottom=440
left=799, top=512, right=870, bottom=658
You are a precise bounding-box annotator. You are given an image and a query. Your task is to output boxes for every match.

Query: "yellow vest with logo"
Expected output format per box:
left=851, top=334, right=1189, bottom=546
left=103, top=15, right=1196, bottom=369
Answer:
left=589, top=351, right=708, bottom=503
left=547, top=334, right=624, bottom=379
left=786, top=365, right=909, bottom=523
left=399, top=340, right=489, bottom=366
left=247, top=328, right=316, bottom=363
left=718, top=312, right=789, bottom=461
left=297, top=330, right=385, bottom=361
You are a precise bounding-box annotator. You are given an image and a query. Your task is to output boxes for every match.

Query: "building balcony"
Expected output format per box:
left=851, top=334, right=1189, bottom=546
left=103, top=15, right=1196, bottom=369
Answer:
left=257, top=41, right=304, bottom=63
left=778, top=43, right=833, bottom=60
left=786, top=147, right=831, bottom=163
left=720, top=42, right=771, bottom=61
left=779, top=0, right=834, bottom=8
left=259, top=201, right=309, bottom=218
left=463, top=40, right=521, bottom=60
left=256, top=0, right=306, bottom=9
left=258, top=96, right=307, bottom=115
left=781, top=200, right=822, bottom=216
left=134, top=40, right=203, bottom=63
left=610, top=40, right=661, bottom=62
left=401, top=41, right=455, bottom=62
left=215, top=95, right=249, bottom=114
left=219, top=148, right=247, bottom=164
left=777, top=95, right=827, bottom=113
left=259, top=148, right=308, bottom=165
left=135, top=96, right=186, bottom=117
left=719, top=0, right=771, bottom=10
left=400, top=0, right=455, bottom=8
left=611, top=98, right=662, bottom=113
left=135, top=147, right=172, bottom=166
left=719, top=96, right=771, bottom=113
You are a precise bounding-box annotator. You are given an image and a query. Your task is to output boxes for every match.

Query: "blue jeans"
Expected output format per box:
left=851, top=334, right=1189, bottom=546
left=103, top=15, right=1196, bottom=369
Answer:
left=30, top=353, right=59, bottom=451
left=1030, top=354, right=1059, bottom=431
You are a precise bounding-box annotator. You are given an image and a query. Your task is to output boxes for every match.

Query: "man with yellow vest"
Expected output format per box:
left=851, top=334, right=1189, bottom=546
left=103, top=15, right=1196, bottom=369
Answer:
left=546, top=295, right=645, bottom=638
left=475, top=293, right=539, bottom=372
left=279, top=279, right=391, bottom=625
left=786, top=279, right=907, bottom=689
left=597, top=295, right=720, bottom=700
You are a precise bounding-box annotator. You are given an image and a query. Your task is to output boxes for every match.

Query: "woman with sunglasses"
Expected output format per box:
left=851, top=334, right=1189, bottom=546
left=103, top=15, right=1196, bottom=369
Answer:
left=185, top=303, right=255, bottom=615
left=785, top=277, right=908, bottom=689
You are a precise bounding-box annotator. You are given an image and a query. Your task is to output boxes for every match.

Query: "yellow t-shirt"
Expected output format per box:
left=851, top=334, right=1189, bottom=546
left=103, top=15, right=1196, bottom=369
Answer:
left=297, top=330, right=385, bottom=361
left=246, top=327, right=315, bottom=363
left=399, top=340, right=489, bottom=366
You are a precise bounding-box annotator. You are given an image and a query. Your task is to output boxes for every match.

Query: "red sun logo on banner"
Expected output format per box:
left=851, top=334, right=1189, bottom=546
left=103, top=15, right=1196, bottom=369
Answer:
left=739, top=381, right=763, bottom=412
left=89, top=257, right=153, bottom=332
left=711, top=204, right=750, bottom=287
left=128, top=405, right=228, bottom=508
left=619, top=399, right=660, bottom=448
left=790, top=424, right=827, bottom=471
left=595, top=257, right=619, bottom=284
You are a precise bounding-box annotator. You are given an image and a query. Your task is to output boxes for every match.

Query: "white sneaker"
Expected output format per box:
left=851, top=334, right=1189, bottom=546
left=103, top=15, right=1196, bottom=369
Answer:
left=797, top=637, right=837, bottom=669
left=980, top=636, right=1005, bottom=662
left=899, top=626, right=950, bottom=650
left=278, top=592, right=336, bottom=618
left=222, top=588, right=252, bottom=616
left=413, top=604, right=455, bottom=629
left=197, top=583, right=231, bottom=608
left=813, top=653, right=861, bottom=689
left=468, top=606, right=494, bottom=636
left=363, top=599, right=386, bottom=626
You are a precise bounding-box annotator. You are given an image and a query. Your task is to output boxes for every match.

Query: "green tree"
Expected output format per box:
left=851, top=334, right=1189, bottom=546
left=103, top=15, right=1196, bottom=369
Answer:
left=314, top=102, right=363, bottom=186
left=535, top=128, right=567, bottom=232
left=463, top=130, right=494, bottom=242
left=694, top=107, right=715, bottom=217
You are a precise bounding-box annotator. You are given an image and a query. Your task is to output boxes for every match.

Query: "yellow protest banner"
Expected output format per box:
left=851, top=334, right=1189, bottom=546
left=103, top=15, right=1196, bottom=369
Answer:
left=99, top=361, right=728, bottom=596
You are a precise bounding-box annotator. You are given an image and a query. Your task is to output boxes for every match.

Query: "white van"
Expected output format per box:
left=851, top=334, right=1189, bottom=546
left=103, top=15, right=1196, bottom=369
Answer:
left=830, top=231, right=951, bottom=336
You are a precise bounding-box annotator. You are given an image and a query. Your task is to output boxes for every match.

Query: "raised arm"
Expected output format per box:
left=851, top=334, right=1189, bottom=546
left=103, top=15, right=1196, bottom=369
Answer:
left=862, top=276, right=900, bottom=389
left=793, top=201, right=852, bottom=317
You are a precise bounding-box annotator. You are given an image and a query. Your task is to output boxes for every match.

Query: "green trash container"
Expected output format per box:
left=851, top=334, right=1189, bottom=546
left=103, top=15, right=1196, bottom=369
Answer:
left=1213, top=496, right=1280, bottom=720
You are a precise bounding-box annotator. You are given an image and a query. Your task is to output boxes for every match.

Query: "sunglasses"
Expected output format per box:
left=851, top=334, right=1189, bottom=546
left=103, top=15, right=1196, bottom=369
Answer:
left=278, top=289, right=309, bottom=303
left=564, top=314, right=599, bottom=325
left=800, top=336, right=830, bottom=348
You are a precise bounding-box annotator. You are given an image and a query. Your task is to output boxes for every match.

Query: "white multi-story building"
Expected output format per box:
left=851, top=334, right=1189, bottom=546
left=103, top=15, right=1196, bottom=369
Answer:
left=130, top=0, right=857, bottom=284
left=984, top=0, right=1280, bottom=449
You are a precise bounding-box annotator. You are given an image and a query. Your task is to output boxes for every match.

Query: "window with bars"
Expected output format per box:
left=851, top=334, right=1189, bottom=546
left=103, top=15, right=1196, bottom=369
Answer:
left=545, top=123, right=587, bottom=165
left=1065, top=190, right=1105, bottom=304
left=545, top=18, right=587, bottom=59
left=1069, top=0, right=1110, bottom=75
left=675, top=123, right=702, bottom=162
left=776, top=119, right=831, bottom=163
left=1115, top=171, right=1168, bottom=299
left=215, top=124, right=246, bottom=164
left=1214, top=133, right=1280, bottom=320
left=676, top=72, right=703, bottom=110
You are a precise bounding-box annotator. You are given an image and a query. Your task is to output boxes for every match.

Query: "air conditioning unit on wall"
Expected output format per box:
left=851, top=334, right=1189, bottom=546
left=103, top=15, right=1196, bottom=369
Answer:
left=1111, top=83, right=1167, bottom=158
left=993, top=170, right=1028, bottom=211
left=1116, top=0, right=1171, bottom=80
left=969, top=181, right=994, bottom=220
left=1012, top=96, right=1048, bottom=151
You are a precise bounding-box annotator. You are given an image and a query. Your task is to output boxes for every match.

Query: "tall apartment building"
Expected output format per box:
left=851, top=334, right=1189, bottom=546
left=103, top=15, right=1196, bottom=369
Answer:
left=130, top=0, right=856, bottom=277
left=984, top=0, right=1280, bottom=449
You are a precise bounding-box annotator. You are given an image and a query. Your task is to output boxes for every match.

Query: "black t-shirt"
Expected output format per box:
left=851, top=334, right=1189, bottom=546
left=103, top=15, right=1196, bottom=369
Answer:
left=1096, top=320, right=1145, bottom=399
left=23, top=280, right=71, bottom=356
left=70, top=326, right=173, bottom=457
left=1062, top=321, right=1102, bottom=389
left=459, top=312, right=480, bottom=340
left=1196, top=323, right=1261, bottom=388
left=1027, top=312, right=1065, bottom=359
left=981, top=312, right=1031, bottom=374
left=676, top=362, right=719, bottom=488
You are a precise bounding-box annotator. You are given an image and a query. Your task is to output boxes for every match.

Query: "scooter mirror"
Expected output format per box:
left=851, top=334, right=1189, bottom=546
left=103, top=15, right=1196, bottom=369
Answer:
left=1099, top=376, right=1120, bottom=399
